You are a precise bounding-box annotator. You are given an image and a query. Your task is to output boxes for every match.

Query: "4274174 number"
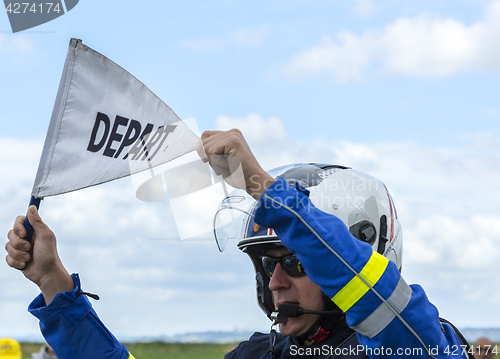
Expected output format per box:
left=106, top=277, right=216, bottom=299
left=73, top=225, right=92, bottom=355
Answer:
left=5, top=2, right=62, bottom=14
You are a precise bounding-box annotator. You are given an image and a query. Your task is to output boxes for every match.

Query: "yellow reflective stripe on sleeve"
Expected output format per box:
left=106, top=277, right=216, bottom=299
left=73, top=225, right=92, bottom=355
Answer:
left=332, top=251, right=389, bottom=312
left=128, top=353, right=136, bottom=359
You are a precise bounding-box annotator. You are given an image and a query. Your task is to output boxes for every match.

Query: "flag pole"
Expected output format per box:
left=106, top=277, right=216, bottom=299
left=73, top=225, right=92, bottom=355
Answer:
left=23, top=196, right=42, bottom=243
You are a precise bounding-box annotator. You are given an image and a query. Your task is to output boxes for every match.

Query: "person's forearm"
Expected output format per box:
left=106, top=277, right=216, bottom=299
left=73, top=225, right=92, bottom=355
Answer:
left=38, top=266, right=75, bottom=305
left=246, top=169, right=275, bottom=200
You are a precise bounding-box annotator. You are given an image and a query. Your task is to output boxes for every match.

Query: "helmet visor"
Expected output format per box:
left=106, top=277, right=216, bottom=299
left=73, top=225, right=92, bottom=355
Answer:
left=214, top=190, right=256, bottom=252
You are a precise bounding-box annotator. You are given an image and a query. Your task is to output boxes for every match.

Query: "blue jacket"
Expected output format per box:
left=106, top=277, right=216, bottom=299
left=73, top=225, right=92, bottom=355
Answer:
left=29, top=274, right=132, bottom=359
left=28, top=178, right=468, bottom=358
left=252, top=178, right=468, bottom=359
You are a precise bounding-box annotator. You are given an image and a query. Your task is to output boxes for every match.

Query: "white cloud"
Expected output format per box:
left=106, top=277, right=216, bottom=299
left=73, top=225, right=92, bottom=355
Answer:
left=404, top=214, right=500, bottom=269
left=1, top=123, right=499, bottom=337
left=283, top=0, right=500, bottom=81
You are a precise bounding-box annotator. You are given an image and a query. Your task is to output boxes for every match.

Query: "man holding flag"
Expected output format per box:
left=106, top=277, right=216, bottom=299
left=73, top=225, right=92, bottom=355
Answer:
left=6, top=129, right=472, bottom=359
left=5, top=38, right=473, bottom=359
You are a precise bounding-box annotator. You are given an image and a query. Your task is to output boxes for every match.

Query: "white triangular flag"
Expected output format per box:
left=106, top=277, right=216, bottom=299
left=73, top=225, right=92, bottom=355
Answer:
left=32, top=38, right=198, bottom=198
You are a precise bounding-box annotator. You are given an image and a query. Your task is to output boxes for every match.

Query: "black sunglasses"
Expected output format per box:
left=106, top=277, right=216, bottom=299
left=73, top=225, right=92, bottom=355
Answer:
left=261, top=253, right=306, bottom=278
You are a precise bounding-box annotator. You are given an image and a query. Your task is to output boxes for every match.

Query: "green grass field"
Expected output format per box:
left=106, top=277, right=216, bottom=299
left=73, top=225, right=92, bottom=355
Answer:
left=20, top=342, right=239, bottom=359
left=123, top=342, right=238, bottom=359
left=20, top=341, right=500, bottom=359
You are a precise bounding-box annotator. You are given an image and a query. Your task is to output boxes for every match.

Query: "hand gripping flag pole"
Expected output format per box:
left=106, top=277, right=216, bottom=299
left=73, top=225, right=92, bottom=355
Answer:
left=23, top=197, right=42, bottom=242
left=22, top=38, right=198, bottom=244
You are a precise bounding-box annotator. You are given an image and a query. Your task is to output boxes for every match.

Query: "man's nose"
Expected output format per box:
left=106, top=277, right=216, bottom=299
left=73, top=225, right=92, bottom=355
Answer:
left=268, top=262, right=291, bottom=291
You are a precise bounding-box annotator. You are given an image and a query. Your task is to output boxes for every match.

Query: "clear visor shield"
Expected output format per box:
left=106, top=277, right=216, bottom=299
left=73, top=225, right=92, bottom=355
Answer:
left=214, top=190, right=256, bottom=252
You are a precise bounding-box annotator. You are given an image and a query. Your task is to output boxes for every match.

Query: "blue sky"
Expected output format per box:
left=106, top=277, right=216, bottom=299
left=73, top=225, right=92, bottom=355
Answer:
left=1, top=0, right=499, bottom=341
left=2, top=0, right=500, bottom=145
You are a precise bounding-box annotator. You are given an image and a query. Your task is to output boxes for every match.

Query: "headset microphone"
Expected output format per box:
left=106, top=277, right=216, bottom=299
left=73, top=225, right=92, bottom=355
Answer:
left=270, top=303, right=338, bottom=323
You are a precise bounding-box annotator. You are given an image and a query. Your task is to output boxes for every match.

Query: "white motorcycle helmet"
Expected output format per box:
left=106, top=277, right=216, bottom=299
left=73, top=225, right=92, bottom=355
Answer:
left=214, top=163, right=403, bottom=318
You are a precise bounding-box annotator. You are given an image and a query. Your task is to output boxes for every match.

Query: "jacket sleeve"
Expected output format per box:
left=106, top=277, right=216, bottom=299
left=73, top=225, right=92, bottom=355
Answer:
left=29, top=273, right=135, bottom=359
left=254, top=177, right=467, bottom=359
